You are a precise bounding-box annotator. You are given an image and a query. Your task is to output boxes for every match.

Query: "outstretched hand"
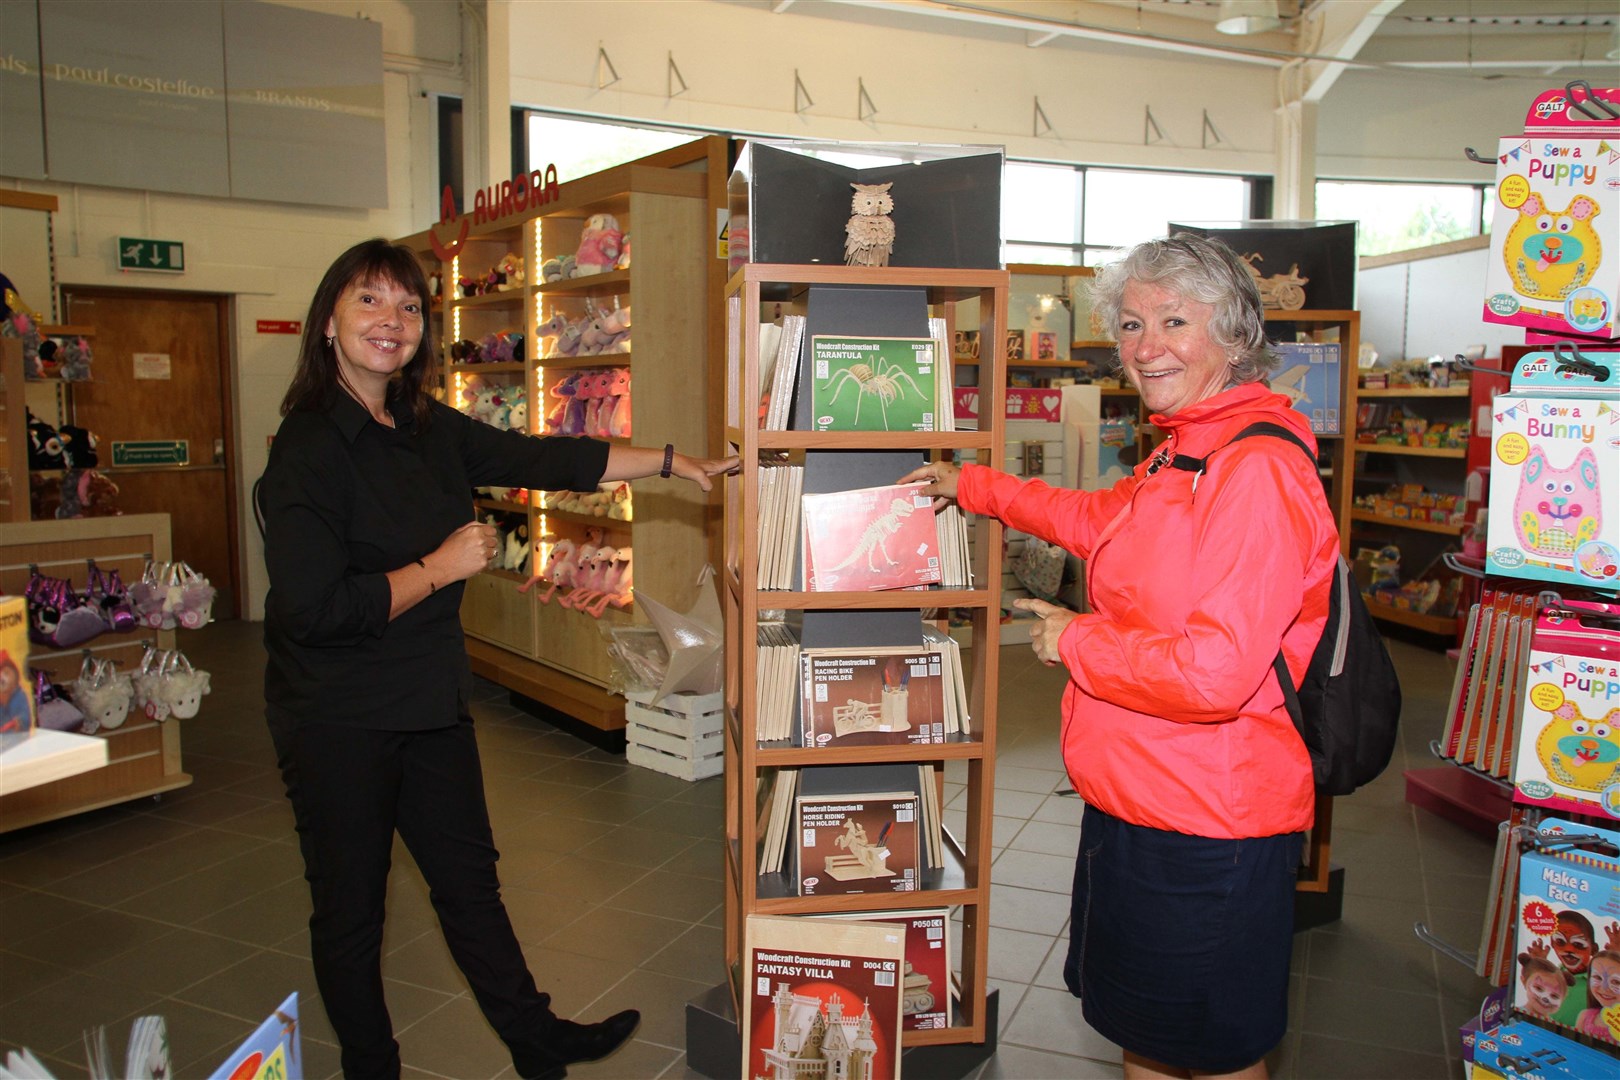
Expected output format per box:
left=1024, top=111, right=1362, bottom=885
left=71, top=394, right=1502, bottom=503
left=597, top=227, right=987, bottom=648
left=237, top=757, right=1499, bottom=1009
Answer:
left=1013, top=597, right=1078, bottom=666
left=671, top=452, right=741, bottom=492
left=898, top=461, right=961, bottom=511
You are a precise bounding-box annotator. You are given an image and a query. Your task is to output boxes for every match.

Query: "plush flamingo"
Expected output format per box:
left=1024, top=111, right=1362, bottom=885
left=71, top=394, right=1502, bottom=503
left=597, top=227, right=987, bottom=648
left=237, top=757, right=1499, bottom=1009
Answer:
left=606, top=368, right=632, bottom=438
left=582, top=547, right=633, bottom=617
left=519, top=539, right=578, bottom=604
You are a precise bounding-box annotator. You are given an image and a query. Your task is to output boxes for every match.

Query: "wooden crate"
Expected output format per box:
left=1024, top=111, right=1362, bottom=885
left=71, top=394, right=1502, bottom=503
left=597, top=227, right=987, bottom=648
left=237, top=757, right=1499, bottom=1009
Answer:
left=624, top=689, right=723, bottom=781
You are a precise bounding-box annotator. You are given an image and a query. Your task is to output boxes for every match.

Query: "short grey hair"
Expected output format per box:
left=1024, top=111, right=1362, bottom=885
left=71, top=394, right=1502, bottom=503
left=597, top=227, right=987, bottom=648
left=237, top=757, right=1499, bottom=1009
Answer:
left=1088, top=232, right=1278, bottom=386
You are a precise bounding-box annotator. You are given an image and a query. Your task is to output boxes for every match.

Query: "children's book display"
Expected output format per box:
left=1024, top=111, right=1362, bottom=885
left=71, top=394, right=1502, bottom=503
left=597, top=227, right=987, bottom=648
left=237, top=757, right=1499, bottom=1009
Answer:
left=742, top=914, right=905, bottom=1080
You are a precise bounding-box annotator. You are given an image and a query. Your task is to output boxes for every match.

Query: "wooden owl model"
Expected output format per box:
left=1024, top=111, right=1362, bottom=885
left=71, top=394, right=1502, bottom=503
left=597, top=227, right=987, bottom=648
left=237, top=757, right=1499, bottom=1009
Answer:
left=844, top=181, right=896, bottom=267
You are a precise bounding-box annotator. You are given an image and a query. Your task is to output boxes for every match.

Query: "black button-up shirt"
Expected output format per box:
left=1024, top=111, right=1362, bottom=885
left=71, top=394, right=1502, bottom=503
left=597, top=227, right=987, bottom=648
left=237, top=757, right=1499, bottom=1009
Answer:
left=261, top=393, right=609, bottom=730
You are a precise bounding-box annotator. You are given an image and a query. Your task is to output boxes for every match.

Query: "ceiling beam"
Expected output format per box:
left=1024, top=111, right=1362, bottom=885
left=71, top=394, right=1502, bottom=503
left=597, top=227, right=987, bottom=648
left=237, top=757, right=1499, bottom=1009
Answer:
left=1300, top=0, right=1405, bottom=102
left=814, top=0, right=1293, bottom=67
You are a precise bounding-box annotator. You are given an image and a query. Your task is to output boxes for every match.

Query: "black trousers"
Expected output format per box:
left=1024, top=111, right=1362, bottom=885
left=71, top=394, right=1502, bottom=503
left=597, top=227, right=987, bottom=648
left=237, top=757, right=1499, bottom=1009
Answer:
left=269, top=714, right=558, bottom=1080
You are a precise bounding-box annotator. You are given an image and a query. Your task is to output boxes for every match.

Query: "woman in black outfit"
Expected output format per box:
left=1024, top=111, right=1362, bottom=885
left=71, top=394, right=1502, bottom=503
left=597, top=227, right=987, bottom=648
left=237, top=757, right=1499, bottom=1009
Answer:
left=260, top=238, right=738, bottom=1080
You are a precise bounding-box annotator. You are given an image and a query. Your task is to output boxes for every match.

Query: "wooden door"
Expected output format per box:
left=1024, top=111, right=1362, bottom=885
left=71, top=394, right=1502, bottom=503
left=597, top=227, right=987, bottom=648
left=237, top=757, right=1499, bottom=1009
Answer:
left=59, top=288, right=239, bottom=619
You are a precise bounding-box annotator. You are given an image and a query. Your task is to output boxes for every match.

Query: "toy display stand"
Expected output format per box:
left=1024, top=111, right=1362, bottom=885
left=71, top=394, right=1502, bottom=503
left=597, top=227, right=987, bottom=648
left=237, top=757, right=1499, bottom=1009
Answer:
left=1411, top=83, right=1620, bottom=1059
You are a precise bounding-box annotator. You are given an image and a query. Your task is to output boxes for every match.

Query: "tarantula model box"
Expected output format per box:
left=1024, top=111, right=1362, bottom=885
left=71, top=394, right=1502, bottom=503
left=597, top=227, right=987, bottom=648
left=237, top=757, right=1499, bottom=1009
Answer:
left=728, top=139, right=1002, bottom=272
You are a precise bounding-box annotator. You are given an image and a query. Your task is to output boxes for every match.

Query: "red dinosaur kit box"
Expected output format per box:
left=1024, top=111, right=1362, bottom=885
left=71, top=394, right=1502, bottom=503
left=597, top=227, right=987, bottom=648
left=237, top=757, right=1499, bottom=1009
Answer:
left=801, top=482, right=941, bottom=592
left=742, top=914, right=905, bottom=1080
left=794, top=790, right=920, bottom=896
left=799, top=646, right=947, bottom=747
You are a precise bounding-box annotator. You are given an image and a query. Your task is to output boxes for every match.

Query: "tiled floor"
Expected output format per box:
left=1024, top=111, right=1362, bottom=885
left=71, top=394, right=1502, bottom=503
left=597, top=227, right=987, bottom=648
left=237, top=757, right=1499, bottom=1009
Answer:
left=0, top=621, right=1494, bottom=1079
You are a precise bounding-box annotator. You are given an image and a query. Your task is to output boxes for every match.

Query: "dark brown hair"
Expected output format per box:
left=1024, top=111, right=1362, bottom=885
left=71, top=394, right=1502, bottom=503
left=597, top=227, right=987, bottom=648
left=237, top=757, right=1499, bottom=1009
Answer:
left=281, top=238, right=438, bottom=430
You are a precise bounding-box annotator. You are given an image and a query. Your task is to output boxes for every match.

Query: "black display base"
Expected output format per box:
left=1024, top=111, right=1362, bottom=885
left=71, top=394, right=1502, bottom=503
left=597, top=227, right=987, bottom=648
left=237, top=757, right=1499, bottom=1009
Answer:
left=507, top=691, right=627, bottom=755
left=1293, top=865, right=1346, bottom=931
left=685, top=981, right=999, bottom=1079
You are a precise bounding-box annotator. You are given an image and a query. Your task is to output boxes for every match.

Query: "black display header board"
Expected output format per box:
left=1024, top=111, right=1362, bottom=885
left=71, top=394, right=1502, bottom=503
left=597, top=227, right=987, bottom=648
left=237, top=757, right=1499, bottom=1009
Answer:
left=1168, top=220, right=1357, bottom=313
left=730, top=143, right=1002, bottom=270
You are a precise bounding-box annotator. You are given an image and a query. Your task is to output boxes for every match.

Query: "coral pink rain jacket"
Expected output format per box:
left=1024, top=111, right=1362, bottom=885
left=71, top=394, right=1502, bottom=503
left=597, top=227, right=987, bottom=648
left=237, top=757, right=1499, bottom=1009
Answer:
left=959, top=383, right=1338, bottom=839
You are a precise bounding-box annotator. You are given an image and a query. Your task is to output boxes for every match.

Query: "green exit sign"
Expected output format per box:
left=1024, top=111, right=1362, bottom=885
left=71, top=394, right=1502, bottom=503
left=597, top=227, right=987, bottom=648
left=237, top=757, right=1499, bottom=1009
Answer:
left=118, top=237, right=185, bottom=273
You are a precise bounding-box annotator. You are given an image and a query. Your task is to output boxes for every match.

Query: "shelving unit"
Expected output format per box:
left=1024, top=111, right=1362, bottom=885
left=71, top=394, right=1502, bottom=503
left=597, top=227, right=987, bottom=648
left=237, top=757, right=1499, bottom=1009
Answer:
left=720, top=263, right=1007, bottom=1054
left=0, top=513, right=187, bottom=832
left=1347, top=380, right=1470, bottom=637
left=405, top=158, right=712, bottom=732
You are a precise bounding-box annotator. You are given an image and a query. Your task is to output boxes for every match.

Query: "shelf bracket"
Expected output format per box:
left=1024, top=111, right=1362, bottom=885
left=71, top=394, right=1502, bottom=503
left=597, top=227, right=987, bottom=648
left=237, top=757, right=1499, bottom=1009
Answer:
left=595, top=46, right=620, bottom=90
left=794, top=69, right=814, bottom=114
left=858, top=78, right=877, bottom=123
left=1201, top=110, right=1224, bottom=149
left=1413, top=920, right=1479, bottom=971
left=1033, top=97, right=1053, bottom=138
left=667, top=52, right=688, bottom=99
left=1144, top=106, right=1165, bottom=146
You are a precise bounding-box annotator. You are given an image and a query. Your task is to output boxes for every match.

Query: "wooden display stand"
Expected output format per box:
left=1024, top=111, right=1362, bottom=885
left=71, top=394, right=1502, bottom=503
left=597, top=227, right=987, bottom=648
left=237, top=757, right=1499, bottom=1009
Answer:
left=0, top=514, right=189, bottom=831
left=717, top=263, right=1007, bottom=1062
left=402, top=140, right=726, bottom=733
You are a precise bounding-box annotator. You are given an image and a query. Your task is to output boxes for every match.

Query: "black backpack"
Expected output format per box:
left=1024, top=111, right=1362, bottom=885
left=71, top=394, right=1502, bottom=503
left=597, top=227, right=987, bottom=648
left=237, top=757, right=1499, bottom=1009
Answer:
left=1170, top=421, right=1402, bottom=795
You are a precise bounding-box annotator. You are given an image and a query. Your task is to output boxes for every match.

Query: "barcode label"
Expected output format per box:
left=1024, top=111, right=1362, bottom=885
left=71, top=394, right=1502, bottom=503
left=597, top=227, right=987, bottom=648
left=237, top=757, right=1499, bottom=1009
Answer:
left=802, top=828, right=816, bottom=847
left=874, top=970, right=895, bottom=987
left=757, top=976, right=771, bottom=996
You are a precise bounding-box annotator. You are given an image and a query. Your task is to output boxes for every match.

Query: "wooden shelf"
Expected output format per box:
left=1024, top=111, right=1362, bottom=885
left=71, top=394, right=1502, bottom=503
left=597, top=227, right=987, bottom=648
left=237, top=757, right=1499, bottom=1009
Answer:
left=1072, top=339, right=1114, bottom=350
left=1349, top=510, right=1466, bottom=536
left=475, top=497, right=530, bottom=515
left=536, top=353, right=632, bottom=370
left=540, top=508, right=631, bottom=531
left=532, top=269, right=631, bottom=296
left=1364, top=596, right=1456, bottom=634
left=752, top=588, right=991, bottom=610
left=1356, top=386, right=1470, bottom=398
left=1265, top=309, right=1358, bottom=323
left=448, top=290, right=525, bottom=311
left=739, top=429, right=996, bottom=453
left=448, top=361, right=526, bottom=375
left=1352, top=443, right=1466, bottom=459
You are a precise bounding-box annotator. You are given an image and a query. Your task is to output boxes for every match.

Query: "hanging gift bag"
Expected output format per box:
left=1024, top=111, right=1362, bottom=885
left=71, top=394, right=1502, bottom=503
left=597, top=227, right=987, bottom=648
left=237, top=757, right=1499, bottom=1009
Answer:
left=33, top=668, right=86, bottom=733
left=26, top=573, right=106, bottom=649
left=160, top=650, right=210, bottom=720
left=86, top=562, right=137, bottom=633
left=132, top=646, right=172, bottom=721
left=70, top=655, right=134, bottom=732
left=130, top=562, right=174, bottom=630
left=166, top=563, right=215, bottom=630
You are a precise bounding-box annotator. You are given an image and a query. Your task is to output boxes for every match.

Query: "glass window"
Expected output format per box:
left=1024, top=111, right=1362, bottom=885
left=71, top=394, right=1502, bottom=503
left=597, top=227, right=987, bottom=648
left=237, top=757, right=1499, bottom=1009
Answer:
left=1003, top=162, right=1080, bottom=244
left=1315, top=180, right=1487, bottom=256
left=1085, top=169, right=1251, bottom=249
left=524, top=113, right=695, bottom=180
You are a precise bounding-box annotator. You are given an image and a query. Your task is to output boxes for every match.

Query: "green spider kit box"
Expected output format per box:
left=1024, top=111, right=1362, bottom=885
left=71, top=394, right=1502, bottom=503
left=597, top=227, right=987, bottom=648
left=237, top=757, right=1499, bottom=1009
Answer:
left=809, top=335, right=936, bottom=432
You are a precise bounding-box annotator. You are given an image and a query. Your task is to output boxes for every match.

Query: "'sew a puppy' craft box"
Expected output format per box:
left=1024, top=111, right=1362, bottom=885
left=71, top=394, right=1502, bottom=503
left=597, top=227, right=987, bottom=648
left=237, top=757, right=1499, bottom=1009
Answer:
left=1510, top=818, right=1620, bottom=1043
left=1483, top=87, right=1620, bottom=341
left=1512, top=599, right=1620, bottom=820
left=1485, top=350, right=1620, bottom=589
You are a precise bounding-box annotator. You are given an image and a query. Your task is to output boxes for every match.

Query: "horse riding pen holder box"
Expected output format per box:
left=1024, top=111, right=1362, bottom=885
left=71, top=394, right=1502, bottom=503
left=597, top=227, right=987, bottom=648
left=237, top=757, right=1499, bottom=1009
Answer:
left=1169, top=220, right=1357, bottom=313
left=1482, top=86, right=1620, bottom=343
left=727, top=140, right=1003, bottom=272
left=1484, top=350, right=1619, bottom=590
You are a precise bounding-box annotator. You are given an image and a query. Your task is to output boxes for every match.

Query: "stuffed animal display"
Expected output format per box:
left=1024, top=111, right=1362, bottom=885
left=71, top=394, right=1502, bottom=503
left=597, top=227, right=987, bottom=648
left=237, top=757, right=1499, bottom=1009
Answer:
left=456, top=254, right=525, bottom=297
left=459, top=375, right=528, bottom=432
left=450, top=330, right=524, bottom=366
left=537, top=298, right=630, bottom=359
left=549, top=481, right=632, bottom=520
left=543, top=367, right=631, bottom=438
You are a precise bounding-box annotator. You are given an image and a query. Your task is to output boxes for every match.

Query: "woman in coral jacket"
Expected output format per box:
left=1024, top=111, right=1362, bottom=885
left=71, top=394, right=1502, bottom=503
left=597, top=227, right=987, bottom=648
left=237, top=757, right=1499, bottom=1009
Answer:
left=903, top=233, right=1338, bottom=1079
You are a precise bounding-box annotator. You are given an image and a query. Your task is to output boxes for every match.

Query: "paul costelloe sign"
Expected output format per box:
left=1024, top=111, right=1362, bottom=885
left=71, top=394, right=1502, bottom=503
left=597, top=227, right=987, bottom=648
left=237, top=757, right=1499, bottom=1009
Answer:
left=429, top=165, right=562, bottom=261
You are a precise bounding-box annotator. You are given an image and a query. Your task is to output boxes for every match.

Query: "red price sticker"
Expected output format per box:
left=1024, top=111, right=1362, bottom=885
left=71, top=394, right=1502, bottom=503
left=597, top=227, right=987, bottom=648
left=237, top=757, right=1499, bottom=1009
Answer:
left=1523, top=899, right=1557, bottom=936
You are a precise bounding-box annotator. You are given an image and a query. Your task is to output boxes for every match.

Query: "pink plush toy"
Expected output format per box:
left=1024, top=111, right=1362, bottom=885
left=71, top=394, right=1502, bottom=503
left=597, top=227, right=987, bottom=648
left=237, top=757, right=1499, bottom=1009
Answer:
left=606, top=368, right=632, bottom=438
left=559, top=542, right=605, bottom=609
left=581, top=547, right=633, bottom=617
left=519, top=539, right=578, bottom=604
left=584, top=369, right=620, bottom=438
left=573, top=213, right=624, bottom=277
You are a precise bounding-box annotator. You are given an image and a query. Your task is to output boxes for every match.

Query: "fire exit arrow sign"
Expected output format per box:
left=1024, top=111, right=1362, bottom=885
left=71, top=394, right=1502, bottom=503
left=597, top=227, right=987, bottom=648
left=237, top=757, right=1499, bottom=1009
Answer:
left=118, top=237, right=185, bottom=273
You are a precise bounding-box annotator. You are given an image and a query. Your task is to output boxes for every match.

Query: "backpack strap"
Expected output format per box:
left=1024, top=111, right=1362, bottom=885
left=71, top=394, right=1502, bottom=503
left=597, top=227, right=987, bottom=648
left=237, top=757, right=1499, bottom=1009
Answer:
left=1167, top=420, right=1322, bottom=709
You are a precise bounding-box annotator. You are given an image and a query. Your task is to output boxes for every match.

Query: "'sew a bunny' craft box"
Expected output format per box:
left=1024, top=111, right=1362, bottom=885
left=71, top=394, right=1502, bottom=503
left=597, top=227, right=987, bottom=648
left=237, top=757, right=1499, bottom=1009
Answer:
left=1482, top=87, right=1620, bottom=342
left=1510, top=818, right=1620, bottom=1043
left=1511, top=599, right=1620, bottom=820
left=1485, top=350, right=1620, bottom=590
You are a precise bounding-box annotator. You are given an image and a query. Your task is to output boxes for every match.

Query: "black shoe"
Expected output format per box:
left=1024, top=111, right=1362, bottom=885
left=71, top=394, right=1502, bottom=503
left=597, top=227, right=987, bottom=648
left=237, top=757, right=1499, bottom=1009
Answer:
left=520, top=1009, right=641, bottom=1080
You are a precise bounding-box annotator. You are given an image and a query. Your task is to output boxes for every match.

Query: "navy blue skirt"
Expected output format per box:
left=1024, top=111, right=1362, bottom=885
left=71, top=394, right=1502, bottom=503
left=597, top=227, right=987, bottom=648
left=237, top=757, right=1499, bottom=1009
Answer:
left=1062, top=804, right=1302, bottom=1071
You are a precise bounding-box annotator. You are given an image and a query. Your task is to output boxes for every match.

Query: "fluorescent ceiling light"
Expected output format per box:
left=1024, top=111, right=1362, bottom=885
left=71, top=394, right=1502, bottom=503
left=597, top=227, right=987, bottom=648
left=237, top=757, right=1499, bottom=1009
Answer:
left=1216, top=0, right=1282, bottom=36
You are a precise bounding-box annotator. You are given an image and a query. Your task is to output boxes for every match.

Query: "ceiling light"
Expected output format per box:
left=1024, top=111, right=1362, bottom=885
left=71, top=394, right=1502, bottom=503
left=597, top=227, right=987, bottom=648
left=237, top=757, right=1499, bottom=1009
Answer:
left=1215, top=0, right=1282, bottom=35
